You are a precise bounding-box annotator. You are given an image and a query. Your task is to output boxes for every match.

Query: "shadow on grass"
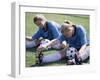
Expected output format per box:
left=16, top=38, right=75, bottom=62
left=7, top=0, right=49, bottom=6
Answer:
left=30, top=58, right=90, bottom=67
left=30, top=59, right=67, bottom=67
left=26, top=47, right=59, bottom=53
left=26, top=47, right=36, bottom=52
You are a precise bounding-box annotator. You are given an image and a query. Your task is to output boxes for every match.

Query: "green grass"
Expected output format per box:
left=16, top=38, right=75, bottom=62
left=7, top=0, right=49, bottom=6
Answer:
left=25, top=12, right=89, bottom=67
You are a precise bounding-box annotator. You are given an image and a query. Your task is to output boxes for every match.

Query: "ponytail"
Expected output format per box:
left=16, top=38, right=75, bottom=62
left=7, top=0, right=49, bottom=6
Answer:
left=64, top=20, right=76, bottom=27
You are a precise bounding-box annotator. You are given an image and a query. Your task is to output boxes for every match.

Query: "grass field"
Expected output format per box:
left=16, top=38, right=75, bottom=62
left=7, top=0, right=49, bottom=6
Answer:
left=25, top=12, right=89, bottom=67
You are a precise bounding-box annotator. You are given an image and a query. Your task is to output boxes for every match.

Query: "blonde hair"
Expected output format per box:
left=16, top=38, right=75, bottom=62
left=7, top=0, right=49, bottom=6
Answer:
left=64, top=20, right=75, bottom=25
left=61, top=20, right=75, bottom=33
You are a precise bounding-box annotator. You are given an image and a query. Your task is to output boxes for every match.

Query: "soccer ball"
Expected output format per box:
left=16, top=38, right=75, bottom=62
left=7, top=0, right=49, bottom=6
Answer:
left=40, top=39, right=50, bottom=44
left=40, top=39, right=51, bottom=49
left=66, top=47, right=78, bottom=60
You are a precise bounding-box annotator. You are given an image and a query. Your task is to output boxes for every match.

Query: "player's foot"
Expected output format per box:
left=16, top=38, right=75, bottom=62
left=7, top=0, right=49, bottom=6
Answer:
left=38, top=53, right=44, bottom=65
left=75, top=54, right=82, bottom=65
left=67, top=59, right=76, bottom=65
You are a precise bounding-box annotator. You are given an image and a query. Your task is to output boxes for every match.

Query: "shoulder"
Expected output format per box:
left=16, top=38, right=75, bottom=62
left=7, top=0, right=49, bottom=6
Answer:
left=76, top=25, right=86, bottom=31
left=76, top=25, right=86, bottom=34
left=57, top=34, right=64, bottom=40
left=47, top=21, right=60, bottom=27
left=47, top=21, right=61, bottom=31
left=47, top=21, right=57, bottom=24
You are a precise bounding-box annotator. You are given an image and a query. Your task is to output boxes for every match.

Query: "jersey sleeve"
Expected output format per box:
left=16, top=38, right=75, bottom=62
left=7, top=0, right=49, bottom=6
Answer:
left=57, top=35, right=65, bottom=43
left=32, top=28, right=42, bottom=40
left=49, top=22, right=61, bottom=38
left=77, top=25, right=88, bottom=45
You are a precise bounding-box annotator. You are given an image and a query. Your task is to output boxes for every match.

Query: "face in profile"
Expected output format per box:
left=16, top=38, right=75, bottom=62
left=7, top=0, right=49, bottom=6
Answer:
left=62, top=26, right=74, bottom=38
left=35, top=19, right=46, bottom=28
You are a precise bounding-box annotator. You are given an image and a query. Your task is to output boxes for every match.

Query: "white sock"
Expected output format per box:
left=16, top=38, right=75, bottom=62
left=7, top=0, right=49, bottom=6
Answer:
left=42, top=52, right=61, bottom=63
left=26, top=40, right=36, bottom=48
left=80, top=47, right=90, bottom=61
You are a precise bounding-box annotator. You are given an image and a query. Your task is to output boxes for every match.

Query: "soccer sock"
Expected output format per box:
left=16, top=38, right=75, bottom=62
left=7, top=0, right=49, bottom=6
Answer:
left=42, top=52, right=61, bottom=63
left=80, top=47, right=90, bottom=61
left=26, top=40, right=36, bottom=48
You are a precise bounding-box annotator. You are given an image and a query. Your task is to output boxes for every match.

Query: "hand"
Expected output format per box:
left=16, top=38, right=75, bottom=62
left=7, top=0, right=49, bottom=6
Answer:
left=37, top=44, right=47, bottom=52
left=75, top=52, right=82, bottom=64
left=76, top=52, right=81, bottom=59
left=61, top=41, right=69, bottom=49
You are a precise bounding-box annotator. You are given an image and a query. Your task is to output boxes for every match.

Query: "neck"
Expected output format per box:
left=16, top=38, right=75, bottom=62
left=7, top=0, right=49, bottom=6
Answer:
left=43, top=22, right=48, bottom=31
left=44, top=22, right=47, bottom=28
left=72, top=27, right=75, bottom=36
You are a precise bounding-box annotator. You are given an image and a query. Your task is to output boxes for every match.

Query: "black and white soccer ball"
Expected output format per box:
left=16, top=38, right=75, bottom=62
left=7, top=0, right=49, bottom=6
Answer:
left=66, top=47, right=78, bottom=60
left=40, top=39, right=50, bottom=44
left=40, top=39, right=51, bottom=50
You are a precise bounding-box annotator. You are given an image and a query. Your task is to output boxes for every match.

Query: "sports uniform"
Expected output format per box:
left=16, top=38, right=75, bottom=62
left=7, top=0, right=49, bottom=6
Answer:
left=58, top=25, right=89, bottom=50
left=41, top=25, right=90, bottom=64
left=26, top=21, right=61, bottom=48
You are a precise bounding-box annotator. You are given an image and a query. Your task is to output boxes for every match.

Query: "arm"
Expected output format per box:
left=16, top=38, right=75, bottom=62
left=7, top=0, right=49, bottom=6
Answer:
left=47, top=39, right=59, bottom=47
left=37, top=36, right=69, bottom=52
left=39, top=34, right=64, bottom=49
left=26, top=28, right=42, bottom=41
left=26, top=36, right=33, bottom=41
left=77, top=25, right=88, bottom=54
left=32, top=28, right=42, bottom=40
left=37, top=39, right=59, bottom=52
left=79, top=44, right=87, bottom=54
left=78, top=25, right=87, bottom=46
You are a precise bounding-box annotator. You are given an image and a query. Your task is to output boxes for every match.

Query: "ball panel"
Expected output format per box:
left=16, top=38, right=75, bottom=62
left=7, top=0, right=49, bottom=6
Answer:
left=66, top=47, right=78, bottom=60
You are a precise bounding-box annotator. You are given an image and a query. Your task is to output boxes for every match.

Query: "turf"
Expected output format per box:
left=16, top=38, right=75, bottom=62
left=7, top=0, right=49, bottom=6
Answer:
left=25, top=12, right=89, bottom=67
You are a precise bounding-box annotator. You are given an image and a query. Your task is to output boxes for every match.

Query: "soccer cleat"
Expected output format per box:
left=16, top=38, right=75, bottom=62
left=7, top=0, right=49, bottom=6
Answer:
left=38, top=52, right=44, bottom=65
left=35, top=51, right=44, bottom=66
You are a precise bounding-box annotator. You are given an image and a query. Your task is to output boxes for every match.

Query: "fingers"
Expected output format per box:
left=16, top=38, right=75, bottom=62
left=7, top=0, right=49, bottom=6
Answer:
left=61, top=41, right=69, bottom=49
left=37, top=45, right=46, bottom=52
left=76, top=52, right=81, bottom=59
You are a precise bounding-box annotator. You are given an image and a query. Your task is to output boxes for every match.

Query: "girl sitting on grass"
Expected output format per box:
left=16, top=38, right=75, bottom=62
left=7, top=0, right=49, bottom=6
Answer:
left=26, top=14, right=62, bottom=49
left=37, top=20, right=90, bottom=65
